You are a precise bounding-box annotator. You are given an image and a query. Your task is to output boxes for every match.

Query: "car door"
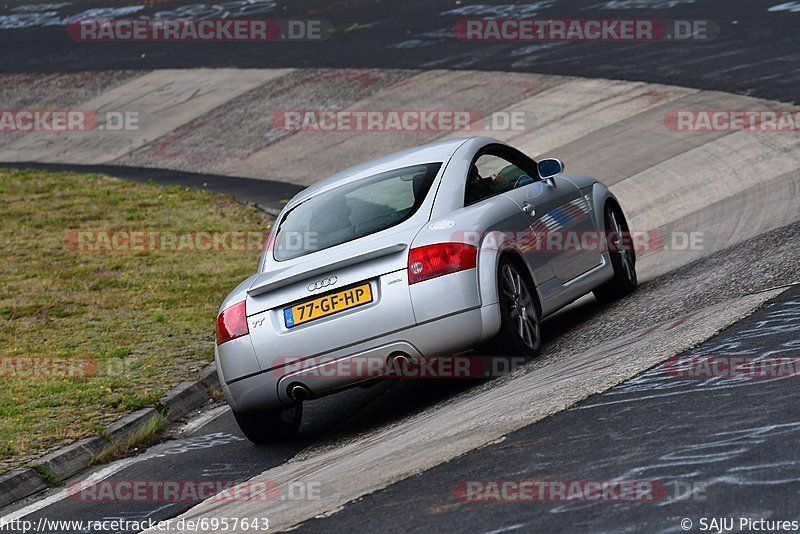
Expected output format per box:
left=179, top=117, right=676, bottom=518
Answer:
left=466, top=147, right=556, bottom=287
left=469, top=146, right=600, bottom=285
left=503, top=153, right=600, bottom=282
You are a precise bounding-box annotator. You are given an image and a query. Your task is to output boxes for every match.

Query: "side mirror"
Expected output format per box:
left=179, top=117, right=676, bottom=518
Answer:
left=537, top=158, right=564, bottom=183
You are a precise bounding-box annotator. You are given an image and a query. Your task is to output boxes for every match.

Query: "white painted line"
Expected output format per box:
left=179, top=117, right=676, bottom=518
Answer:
left=1, top=405, right=231, bottom=522
left=479, top=523, right=528, bottom=534
left=0, top=457, right=142, bottom=522
left=173, top=405, right=230, bottom=436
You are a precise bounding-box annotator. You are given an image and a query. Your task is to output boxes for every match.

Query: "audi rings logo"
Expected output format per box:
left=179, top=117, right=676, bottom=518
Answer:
left=308, top=276, right=338, bottom=292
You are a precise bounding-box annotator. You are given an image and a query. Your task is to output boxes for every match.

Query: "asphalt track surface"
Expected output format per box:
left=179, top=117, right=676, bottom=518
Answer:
left=294, top=286, right=800, bottom=534
left=1, top=0, right=800, bottom=532
left=0, top=0, right=799, bottom=104
left=0, top=162, right=303, bottom=214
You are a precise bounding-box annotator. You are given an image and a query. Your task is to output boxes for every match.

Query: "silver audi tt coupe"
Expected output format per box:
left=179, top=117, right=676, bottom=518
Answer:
left=215, top=137, right=637, bottom=442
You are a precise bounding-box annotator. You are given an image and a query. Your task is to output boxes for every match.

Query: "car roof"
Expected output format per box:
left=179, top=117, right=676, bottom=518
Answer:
left=284, top=137, right=482, bottom=209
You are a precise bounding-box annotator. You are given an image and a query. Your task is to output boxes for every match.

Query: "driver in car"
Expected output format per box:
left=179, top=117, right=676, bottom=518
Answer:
left=466, top=164, right=515, bottom=204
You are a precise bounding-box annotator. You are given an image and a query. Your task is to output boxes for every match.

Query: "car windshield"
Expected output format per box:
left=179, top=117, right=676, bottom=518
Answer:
left=273, top=162, right=442, bottom=261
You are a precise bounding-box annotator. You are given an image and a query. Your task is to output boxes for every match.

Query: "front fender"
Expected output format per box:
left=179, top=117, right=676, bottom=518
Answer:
left=590, top=182, right=617, bottom=232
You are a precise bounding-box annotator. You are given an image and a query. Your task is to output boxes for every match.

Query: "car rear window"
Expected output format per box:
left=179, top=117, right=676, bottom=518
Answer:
left=273, top=162, right=442, bottom=261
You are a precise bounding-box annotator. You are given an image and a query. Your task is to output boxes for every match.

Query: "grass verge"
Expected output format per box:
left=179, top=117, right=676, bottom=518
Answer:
left=92, top=412, right=168, bottom=466
left=0, top=168, right=272, bottom=473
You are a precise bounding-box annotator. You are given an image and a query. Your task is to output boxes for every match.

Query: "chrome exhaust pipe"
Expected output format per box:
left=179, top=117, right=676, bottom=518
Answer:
left=288, top=384, right=310, bottom=402
left=387, top=352, right=414, bottom=373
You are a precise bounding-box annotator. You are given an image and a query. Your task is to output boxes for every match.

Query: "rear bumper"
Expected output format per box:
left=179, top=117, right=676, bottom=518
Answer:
left=218, top=302, right=501, bottom=413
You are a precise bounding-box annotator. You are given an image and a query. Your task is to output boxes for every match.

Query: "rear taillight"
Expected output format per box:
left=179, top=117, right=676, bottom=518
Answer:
left=216, top=300, right=249, bottom=345
left=408, top=243, right=478, bottom=284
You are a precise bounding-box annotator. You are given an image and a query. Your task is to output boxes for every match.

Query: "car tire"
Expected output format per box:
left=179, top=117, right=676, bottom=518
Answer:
left=593, top=203, right=638, bottom=303
left=232, top=403, right=302, bottom=444
left=483, top=256, right=542, bottom=359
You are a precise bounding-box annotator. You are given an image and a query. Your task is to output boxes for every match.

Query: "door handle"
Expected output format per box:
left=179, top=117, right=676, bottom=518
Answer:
left=522, top=202, right=535, bottom=216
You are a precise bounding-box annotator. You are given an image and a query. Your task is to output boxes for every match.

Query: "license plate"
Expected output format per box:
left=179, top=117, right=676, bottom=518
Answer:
left=284, top=283, right=373, bottom=328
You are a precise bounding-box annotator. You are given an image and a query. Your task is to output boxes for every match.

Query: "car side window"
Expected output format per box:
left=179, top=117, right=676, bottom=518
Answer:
left=465, top=153, right=536, bottom=206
